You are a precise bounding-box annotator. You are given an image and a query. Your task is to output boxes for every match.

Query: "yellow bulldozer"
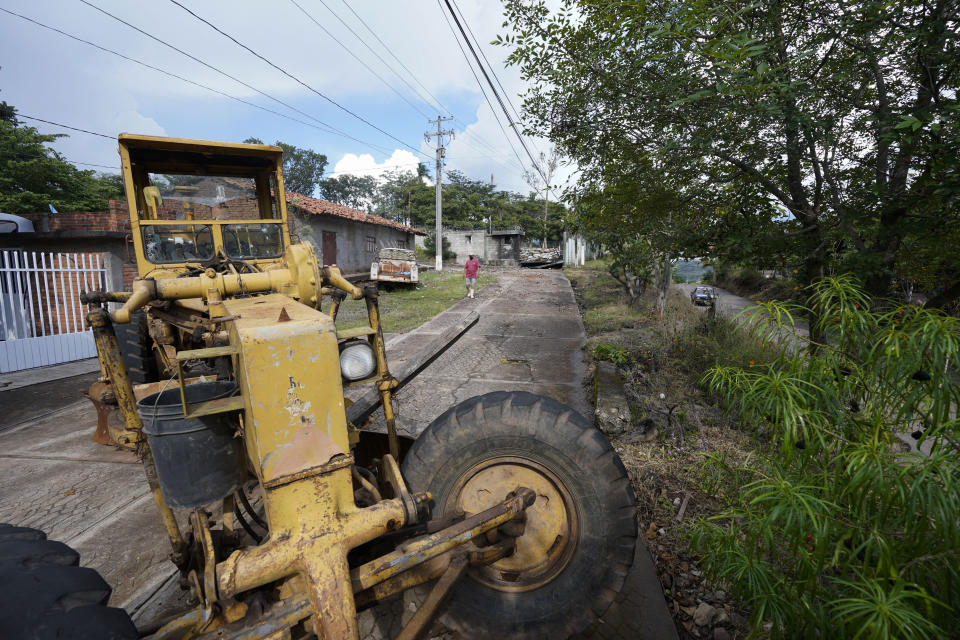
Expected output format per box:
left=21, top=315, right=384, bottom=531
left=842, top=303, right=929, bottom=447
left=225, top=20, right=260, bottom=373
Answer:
left=1, top=135, right=637, bottom=639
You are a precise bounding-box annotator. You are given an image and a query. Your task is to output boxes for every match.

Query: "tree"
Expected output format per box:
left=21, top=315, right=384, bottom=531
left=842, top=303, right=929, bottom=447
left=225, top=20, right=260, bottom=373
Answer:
left=500, top=0, right=960, bottom=307
left=319, top=174, right=378, bottom=212
left=243, top=138, right=327, bottom=196
left=423, top=232, right=456, bottom=260
left=523, top=148, right=559, bottom=247
left=372, top=165, right=432, bottom=225
left=0, top=101, right=123, bottom=213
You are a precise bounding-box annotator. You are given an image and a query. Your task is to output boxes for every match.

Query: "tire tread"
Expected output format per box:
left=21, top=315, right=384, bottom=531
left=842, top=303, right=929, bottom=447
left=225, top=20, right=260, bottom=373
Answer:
left=403, top=391, right=637, bottom=639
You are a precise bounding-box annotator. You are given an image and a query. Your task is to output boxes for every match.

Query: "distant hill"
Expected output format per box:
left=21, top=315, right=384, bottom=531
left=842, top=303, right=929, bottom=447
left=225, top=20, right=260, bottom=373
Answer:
left=673, top=259, right=713, bottom=283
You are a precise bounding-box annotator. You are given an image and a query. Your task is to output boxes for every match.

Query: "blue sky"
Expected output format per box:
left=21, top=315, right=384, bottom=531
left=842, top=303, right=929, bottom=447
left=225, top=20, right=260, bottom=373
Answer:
left=1, top=0, right=564, bottom=195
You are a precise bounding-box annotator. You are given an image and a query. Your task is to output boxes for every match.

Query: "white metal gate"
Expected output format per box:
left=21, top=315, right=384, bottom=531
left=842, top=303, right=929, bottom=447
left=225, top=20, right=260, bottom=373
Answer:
left=0, top=250, right=106, bottom=373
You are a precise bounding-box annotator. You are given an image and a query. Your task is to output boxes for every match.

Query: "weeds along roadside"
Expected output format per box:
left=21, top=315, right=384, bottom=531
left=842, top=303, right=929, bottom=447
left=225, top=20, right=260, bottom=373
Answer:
left=691, top=276, right=960, bottom=640
left=568, top=263, right=960, bottom=639
left=567, top=261, right=762, bottom=638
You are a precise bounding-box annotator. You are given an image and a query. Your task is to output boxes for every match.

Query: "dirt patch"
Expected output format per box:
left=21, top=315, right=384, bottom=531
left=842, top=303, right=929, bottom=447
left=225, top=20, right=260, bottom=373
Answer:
left=567, top=264, right=756, bottom=639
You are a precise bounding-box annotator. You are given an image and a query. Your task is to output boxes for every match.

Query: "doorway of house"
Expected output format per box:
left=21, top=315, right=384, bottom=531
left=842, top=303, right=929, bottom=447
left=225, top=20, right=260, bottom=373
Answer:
left=321, top=231, right=337, bottom=266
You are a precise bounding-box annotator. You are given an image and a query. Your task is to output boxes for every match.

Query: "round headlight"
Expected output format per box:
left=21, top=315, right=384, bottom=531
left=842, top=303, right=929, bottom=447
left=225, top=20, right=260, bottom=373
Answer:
left=339, top=340, right=376, bottom=381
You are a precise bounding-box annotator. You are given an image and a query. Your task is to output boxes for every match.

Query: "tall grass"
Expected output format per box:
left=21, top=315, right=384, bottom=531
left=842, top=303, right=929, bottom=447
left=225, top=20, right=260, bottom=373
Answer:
left=691, top=276, right=960, bottom=639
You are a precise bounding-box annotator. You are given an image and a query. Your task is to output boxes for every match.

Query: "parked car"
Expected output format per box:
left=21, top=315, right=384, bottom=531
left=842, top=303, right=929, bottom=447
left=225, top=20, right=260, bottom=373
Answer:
left=0, top=213, right=35, bottom=233
left=690, top=286, right=716, bottom=306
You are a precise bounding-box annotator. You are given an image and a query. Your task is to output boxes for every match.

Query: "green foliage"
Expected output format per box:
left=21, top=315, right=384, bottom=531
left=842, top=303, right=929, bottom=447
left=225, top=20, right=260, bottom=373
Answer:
left=423, top=233, right=456, bottom=260
left=248, top=137, right=568, bottom=241
left=244, top=137, right=328, bottom=197
left=690, top=276, right=960, bottom=638
left=566, top=260, right=647, bottom=335
left=500, top=0, right=960, bottom=307
left=0, top=102, right=122, bottom=213
left=319, top=173, right=378, bottom=211
left=675, top=313, right=768, bottom=375
left=593, top=342, right=629, bottom=365
left=329, top=270, right=495, bottom=334
left=671, top=264, right=686, bottom=284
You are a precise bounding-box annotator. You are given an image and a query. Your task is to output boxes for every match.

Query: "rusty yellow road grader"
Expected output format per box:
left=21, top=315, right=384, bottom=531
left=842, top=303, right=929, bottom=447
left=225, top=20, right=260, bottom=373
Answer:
left=1, top=135, right=637, bottom=639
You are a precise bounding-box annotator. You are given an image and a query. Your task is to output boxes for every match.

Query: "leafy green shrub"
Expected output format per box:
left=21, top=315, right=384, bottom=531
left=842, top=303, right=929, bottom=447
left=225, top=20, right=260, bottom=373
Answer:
left=594, top=342, right=629, bottom=365
left=690, top=275, right=960, bottom=639
left=423, top=233, right=456, bottom=260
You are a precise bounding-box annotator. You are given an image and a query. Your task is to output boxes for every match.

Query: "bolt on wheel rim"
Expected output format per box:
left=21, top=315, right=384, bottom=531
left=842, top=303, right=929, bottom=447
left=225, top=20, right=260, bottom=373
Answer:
left=446, top=455, right=579, bottom=592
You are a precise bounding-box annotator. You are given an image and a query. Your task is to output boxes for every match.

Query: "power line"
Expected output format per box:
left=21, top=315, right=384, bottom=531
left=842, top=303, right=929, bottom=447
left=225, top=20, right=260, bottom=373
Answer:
left=323, top=160, right=423, bottom=177
left=440, top=0, right=546, bottom=182
left=339, top=0, right=452, bottom=116
left=169, top=0, right=430, bottom=160
left=288, top=0, right=432, bottom=120
left=446, top=0, right=548, bottom=162
left=77, top=1, right=398, bottom=154
left=308, top=0, right=440, bottom=117
left=2, top=148, right=120, bottom=170
left=435, top=0, right=528, bottom=177
left=447, top=0, right=524, bottom=127
left=1, top=7, right=393, bottom=154
left=17, top=115, right=113, bottom=139
left=299, top=0, right=530, bottom=178
left=334, top=0, right=525, bottom=173
left=78, top=1, right=338, bottom=134
left=72, top=160, right=119, bottom=170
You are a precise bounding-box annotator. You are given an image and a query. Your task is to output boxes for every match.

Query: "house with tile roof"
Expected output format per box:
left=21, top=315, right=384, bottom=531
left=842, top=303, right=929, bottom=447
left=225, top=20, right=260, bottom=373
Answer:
left=285, top=191, right=425, bottom=276
left=206, top=177, right=425, bottom=275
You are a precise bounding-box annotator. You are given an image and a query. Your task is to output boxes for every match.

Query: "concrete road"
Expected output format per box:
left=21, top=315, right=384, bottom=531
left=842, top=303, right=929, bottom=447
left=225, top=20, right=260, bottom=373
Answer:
left=0, top=399, right=194, bottom=627
left=366, top=269, right=592, bottom=437
left=676, top=283, right=756, bottom=316
left=0, top=269, right=676, bottom=639
left=360, top=268, right=677, bottom=640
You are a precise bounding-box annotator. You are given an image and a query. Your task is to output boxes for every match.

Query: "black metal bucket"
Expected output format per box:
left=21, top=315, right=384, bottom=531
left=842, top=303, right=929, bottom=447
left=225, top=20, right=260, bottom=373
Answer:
left=138, top=381, right=245, bottom=509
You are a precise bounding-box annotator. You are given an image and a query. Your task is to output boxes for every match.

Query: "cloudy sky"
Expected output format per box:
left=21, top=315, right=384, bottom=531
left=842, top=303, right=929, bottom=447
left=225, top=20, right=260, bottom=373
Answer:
left=0, top=0, right=566, bottom=196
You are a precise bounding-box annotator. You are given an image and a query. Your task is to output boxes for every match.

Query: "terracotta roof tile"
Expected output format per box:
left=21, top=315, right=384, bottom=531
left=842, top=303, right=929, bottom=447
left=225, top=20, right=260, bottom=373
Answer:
left=286, top=191, right=425, bottom=235
left=219, top=177, right=422, bottom=235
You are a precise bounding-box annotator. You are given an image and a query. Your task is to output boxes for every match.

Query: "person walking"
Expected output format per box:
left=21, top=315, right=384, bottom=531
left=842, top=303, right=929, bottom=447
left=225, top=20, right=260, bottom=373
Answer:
left=464, top=254, right=480, bottom=299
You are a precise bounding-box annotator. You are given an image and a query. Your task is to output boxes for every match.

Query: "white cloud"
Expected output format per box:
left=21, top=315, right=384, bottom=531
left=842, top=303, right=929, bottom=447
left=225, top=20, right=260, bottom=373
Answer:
left=112, top=110, right=165, bottom=138
left=1, top=0, right=575, bottom=195
left=330, top=149, right=421, bottom=181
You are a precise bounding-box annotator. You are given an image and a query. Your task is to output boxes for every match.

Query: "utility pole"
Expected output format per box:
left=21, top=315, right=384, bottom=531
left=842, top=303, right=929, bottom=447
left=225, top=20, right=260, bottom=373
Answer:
left=425, top=116, right=454, bottom=271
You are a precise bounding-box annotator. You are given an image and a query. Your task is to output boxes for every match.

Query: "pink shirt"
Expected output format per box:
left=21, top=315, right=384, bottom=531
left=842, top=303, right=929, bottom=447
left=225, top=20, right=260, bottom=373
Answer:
left=464, top=259, right=480, bottom=279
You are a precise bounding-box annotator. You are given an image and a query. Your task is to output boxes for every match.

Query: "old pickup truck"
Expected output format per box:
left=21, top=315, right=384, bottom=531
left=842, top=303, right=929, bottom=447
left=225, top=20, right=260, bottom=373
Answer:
left=370, top=247, right=419, bottom=284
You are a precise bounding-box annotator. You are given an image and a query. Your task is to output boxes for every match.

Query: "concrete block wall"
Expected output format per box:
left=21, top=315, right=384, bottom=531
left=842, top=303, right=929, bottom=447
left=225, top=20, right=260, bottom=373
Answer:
left=439, top=229, right=521, bottom=264
left=444, top=230, right=483, bottom=263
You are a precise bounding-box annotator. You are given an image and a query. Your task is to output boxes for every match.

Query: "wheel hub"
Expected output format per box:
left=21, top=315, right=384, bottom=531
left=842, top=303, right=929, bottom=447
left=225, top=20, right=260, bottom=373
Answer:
left=446, top=456, right=578, bottom=592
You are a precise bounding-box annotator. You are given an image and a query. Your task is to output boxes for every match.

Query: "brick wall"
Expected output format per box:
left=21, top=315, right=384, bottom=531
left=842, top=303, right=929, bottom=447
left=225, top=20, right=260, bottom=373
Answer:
left=21, top=206, right=130, bottom=233
left=23, top=200, right=297, bottom=289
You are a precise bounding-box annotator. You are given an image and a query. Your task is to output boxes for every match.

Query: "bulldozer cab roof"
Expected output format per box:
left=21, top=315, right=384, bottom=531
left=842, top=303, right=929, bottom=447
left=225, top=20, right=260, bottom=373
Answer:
left=118, top=134, right=283, bottom=177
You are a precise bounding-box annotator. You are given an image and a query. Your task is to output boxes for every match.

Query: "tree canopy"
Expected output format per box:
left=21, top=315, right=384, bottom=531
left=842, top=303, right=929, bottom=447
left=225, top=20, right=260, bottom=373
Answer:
left=0, top=102, right=122, bottom=214
left=500, top=0, right=960, bottom=306
left=243, top=137, right=328, bottom=196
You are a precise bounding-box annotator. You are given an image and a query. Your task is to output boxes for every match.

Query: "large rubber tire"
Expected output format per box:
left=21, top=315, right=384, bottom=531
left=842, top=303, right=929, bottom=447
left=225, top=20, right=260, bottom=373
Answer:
left=402, top=391, right=637, bottom=639
left=0, top=524, right=137, bottom=639
left=115, top=309, right=157, bottom=384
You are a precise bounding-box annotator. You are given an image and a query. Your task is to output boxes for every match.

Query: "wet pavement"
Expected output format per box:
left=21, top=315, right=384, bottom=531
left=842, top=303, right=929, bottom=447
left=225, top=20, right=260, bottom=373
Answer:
left=0, top=269, right=676, bottom=639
